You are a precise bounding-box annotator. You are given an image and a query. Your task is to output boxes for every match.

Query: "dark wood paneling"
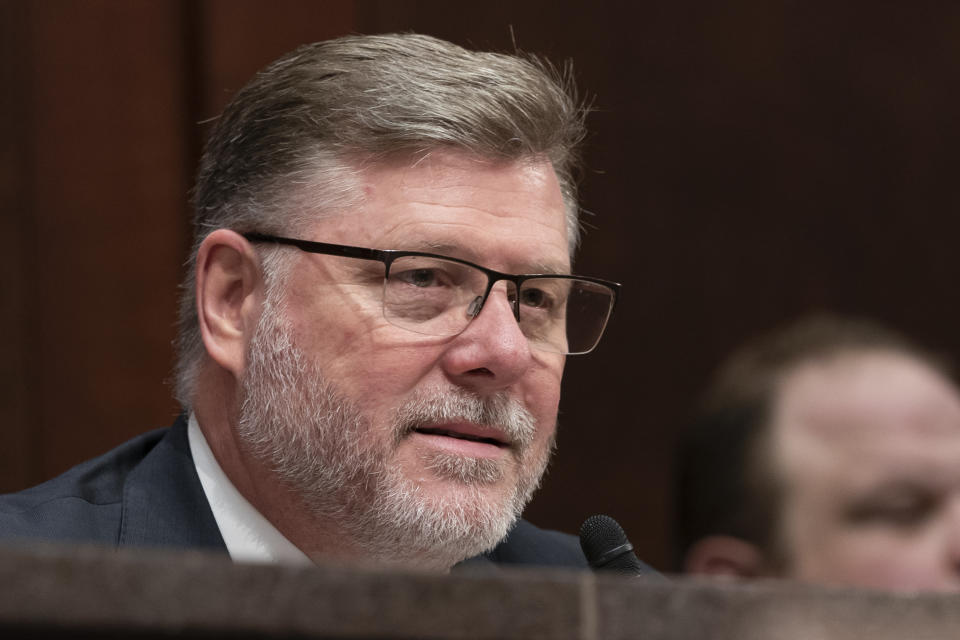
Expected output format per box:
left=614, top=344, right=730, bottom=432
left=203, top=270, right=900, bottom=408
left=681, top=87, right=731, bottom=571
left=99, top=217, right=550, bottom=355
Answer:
left=16, top=1, right=192, bottom=483
left=196, top=0, right=356, bottom=119
left=0, top=0, right=36, bottom=491
left=7, top=1, right=960, bottom=571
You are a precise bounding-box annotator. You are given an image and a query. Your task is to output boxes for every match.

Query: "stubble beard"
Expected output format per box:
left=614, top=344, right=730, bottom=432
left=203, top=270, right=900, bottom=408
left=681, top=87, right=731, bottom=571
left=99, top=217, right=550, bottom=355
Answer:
left=236, top=299, right=555, bottom=571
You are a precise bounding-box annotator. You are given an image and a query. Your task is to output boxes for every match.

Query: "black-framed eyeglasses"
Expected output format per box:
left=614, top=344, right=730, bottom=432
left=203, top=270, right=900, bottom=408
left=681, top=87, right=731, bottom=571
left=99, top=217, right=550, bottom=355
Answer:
left=243, top=232, right=620, bottom=355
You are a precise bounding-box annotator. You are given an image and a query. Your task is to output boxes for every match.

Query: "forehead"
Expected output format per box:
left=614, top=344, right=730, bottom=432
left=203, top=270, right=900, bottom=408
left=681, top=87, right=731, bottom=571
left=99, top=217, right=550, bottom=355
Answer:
left=310, top=151, right=570, bottom=273
left=772, top=350, right=960, bottom=488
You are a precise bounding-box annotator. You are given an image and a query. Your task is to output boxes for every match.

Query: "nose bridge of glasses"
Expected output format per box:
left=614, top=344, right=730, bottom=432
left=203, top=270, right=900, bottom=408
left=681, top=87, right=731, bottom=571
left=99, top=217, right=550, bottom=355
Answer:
left=463, top=277, right=519, bottom=321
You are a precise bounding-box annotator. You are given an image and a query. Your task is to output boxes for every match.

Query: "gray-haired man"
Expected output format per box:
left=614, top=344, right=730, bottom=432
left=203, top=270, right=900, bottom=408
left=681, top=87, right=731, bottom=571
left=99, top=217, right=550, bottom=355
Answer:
left=0, top=33, right=622, bottom=572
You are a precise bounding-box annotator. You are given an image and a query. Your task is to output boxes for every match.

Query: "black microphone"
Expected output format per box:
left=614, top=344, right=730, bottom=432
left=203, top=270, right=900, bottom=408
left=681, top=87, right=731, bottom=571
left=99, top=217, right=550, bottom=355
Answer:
left=579, top=514, right=657, bottom=577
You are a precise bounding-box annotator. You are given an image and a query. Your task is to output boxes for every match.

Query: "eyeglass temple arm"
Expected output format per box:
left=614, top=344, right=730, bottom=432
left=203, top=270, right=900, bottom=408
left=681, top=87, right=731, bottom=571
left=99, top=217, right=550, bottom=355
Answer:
left=242, top=232, right=386, bottom=262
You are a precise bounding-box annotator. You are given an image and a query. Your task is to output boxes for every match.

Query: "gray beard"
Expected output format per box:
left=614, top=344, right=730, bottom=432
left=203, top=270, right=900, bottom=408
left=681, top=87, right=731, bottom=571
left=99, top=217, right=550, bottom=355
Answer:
left=235, top=298, right=555, bottom=571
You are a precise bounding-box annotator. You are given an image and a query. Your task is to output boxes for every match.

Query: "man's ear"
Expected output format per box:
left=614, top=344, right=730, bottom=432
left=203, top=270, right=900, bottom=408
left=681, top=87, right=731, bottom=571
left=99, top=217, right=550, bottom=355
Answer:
left=683, top=535, right=766, bottom=578
left=195, top=229, right=264, bottom=378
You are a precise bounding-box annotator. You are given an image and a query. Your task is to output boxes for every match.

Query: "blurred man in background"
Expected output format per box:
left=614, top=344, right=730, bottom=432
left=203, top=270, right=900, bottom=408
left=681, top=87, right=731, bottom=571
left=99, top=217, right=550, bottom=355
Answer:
left=677, top=314, right=960, bottom=591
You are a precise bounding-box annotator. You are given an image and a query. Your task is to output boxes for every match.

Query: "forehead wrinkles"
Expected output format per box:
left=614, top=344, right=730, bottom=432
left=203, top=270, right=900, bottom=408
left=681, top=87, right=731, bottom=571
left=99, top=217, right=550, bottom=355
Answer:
left=346, top=154, right=570, bottom=269
left=396, top=172, right=556, bottom=208
left=394, top=166, right=563, bottom=228
left=395, top=177, right=561, bottom=221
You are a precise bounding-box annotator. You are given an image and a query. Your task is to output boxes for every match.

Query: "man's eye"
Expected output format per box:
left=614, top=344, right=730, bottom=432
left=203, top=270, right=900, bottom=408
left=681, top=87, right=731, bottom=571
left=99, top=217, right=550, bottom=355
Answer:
left=846, top=493, right=936, bottom=528
left=520, top=288, right=552, bottom=309
left=396, top=268, right=443, bottom=287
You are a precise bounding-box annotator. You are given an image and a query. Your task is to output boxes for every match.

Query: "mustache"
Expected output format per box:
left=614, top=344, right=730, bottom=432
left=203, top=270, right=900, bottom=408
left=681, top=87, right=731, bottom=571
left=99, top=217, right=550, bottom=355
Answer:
left=393, top=388, right=538, bottom=451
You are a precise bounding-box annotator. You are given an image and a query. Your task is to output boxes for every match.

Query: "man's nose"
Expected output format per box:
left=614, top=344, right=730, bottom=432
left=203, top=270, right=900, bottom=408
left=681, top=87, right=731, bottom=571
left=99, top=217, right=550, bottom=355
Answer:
left=441, top=284, right=533, bottom=391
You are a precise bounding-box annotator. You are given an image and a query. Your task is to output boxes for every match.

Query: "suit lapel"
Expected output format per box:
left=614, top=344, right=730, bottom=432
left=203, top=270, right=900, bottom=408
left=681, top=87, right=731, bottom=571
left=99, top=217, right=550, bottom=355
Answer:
left=119, top=415, right=227, bottom=551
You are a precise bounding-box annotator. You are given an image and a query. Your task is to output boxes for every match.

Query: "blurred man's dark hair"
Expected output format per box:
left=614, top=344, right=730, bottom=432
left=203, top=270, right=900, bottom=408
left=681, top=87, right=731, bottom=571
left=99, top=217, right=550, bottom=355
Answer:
left=675, top=313, right=956, bottom=587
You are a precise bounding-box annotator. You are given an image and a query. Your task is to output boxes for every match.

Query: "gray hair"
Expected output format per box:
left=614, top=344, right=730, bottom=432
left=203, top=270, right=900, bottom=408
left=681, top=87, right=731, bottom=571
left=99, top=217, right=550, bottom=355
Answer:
left=174, top=32, right=588, bottom=409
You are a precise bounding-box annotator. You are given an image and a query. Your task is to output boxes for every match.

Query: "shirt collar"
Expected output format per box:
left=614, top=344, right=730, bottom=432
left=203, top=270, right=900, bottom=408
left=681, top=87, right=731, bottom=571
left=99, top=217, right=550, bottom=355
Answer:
left=187, top=414, right=312, bottom=566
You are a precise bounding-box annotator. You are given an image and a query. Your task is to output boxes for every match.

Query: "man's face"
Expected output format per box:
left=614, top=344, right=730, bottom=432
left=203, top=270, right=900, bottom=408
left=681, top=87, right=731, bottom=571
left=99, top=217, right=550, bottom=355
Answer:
left=772, top=350, right=960, bottom=591
left=238, top=151, right=569, bottom=568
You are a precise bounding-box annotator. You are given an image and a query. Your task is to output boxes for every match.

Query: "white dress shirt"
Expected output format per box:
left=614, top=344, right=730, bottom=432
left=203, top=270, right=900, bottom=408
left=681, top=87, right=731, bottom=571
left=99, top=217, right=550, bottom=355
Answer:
left=187, top=414, right=312, bottom=566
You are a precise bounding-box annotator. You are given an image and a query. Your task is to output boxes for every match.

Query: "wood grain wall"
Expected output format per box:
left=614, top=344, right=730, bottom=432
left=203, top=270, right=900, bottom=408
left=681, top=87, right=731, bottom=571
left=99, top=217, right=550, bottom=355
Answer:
left=4, top=0, right=960, bottom=570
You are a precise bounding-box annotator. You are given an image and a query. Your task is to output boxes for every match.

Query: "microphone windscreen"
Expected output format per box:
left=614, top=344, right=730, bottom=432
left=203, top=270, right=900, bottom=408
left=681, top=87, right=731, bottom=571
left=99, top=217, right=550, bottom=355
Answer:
left=580, top=515, right=627, bottom=557
left=579, top=514, right=648, bottom=575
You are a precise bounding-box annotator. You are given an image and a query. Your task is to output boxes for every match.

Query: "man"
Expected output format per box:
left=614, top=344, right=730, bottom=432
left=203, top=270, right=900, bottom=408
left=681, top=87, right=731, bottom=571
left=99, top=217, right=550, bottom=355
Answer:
left=677, top=314, right=960, bottom=591
left=0, top=34, right=623, bottom=572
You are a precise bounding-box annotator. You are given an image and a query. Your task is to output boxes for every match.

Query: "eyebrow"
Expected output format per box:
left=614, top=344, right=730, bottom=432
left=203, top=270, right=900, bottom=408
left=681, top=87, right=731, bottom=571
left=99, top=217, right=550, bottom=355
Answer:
left=846, top=475, right=950, bottom=507
left=403, top=240, right=571, bottom=275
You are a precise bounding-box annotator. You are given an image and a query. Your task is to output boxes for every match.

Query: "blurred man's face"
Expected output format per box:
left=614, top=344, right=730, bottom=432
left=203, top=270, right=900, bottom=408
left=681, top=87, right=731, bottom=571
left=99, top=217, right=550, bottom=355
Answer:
left=237, top=151, right=568, bottom=569
left=772, top=350, right=960, bottom=591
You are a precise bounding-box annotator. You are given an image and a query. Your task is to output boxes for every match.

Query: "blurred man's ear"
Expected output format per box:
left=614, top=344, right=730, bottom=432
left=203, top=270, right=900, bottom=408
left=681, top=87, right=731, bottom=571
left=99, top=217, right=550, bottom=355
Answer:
left=683, top=535, right=765, bottom=578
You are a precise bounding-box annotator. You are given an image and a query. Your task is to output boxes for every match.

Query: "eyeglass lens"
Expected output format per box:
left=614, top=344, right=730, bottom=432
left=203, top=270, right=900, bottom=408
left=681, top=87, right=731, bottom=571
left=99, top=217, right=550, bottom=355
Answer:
left=382, top=255, right=614, bottom=355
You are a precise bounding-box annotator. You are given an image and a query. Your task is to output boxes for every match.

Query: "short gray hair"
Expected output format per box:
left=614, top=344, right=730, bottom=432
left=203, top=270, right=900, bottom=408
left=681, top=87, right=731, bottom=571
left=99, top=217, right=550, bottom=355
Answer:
left=175, top=33, right=588, bottom=409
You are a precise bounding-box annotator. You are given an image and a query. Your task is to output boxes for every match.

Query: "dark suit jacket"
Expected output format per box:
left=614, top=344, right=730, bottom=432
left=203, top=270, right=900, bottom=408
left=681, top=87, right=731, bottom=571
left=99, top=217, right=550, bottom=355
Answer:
left=0, top=415, right=587, bottom=570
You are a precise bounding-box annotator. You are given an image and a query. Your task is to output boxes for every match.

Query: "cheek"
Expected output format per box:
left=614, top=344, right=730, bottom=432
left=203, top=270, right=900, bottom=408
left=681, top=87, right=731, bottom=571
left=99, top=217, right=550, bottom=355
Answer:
left=525, top=364, right=563, bottom=416
left=795, top=526, right=943, bottom=588
left=291, top=298, right=439, bottom=389
left=525, top=374, right=563, bottom=451
left=331, top=342, right=448, bottom=407
left=834, top=546, right=941, bottom=590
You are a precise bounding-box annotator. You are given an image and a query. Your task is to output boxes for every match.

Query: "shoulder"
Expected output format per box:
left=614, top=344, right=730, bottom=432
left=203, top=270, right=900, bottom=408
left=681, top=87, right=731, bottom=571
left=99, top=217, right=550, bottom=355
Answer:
left=483, top=519, right=588, bottom=569
left=0, top=426, right=169, bottom=545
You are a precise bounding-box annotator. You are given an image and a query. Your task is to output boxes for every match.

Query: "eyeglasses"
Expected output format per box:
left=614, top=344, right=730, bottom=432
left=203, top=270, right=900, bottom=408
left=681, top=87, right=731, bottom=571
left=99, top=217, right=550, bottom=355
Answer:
left=243, top=232, right=620, bottom=355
